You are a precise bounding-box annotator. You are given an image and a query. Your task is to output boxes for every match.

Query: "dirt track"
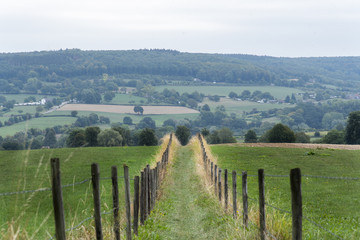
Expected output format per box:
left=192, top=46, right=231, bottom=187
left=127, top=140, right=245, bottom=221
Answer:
left=57, top=104, right=199, bottom=115
left=228, top=143, right=360, bottom=150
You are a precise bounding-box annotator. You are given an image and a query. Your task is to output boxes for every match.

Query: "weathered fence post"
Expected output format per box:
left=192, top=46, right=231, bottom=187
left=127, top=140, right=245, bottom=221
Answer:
left=91, top=163, right=103, bottom=240
left=140, top=171, right=145, bottom=225
left=258, top=169, right=266, bottom=240
left=211, top=162, right=213, bottom=183
left=290, top=168, right=302, bottom=240
left=111, top=166, right=120, bottom=240
left=214, top=165, right=218, bottom=195
left=224, top=169, right=228, bottom=209
left=133, top=175, right=140, bottom=236
left=51, top=158, right=66, bottom=240
left=242, top=171, right=248, bottom=227
left=232, top=170, right=237, bottom=219
left=146, top=165, right=151, bottom=215
left=218, top=168, right=222, bottom=202
left=123, top=165, right=132, bottom=240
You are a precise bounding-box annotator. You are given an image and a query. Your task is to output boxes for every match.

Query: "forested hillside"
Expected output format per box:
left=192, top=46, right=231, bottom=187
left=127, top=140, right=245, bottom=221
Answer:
left=1, top=49, right=360, bottom=96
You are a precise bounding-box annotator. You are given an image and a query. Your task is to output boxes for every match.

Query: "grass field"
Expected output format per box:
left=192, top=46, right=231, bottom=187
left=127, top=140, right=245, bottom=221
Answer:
left=0, top=117, right=77, bottom=137
left=0, top=94, right=54, bottom=103
left=102, top=93, right=147, bottom=105
left=210, top=144, right=360, bottom=239
left=0, top=145, right=161, bottom=239
left=155, top=85, right=304, bottom=99
left=201, top=98, right=288, bottom=114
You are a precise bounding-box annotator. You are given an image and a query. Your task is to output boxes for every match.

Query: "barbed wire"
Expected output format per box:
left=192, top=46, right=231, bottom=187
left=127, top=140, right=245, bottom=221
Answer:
left=234, top=171, right=360, bottom=180
left=303, top=216, right=345, bottom=240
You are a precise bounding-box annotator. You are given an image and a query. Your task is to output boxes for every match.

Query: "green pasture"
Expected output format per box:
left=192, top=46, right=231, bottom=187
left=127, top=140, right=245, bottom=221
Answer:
left=0, top=146, right=159, bottom=239
left=155, top=85, right=303, bottom=99
left=201, top=98, right=288, bottom=114
left=2, top=106, right=39, bottom=117
left=48, top=110, right=199, bottom=127
left=0, top=117, right=76, bottom=137
left=211, top=145, right=360, bottom=239
left=102, top=93, right=147, bottom=105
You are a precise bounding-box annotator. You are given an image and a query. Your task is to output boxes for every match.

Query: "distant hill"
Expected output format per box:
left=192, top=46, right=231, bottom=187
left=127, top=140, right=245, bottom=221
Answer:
left=1, top=49, right=360, bottom=95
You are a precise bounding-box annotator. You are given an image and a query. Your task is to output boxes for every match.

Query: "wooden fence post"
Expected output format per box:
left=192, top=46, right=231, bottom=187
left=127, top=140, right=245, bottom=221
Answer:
left=224, top=169, right=228, bottom=209
left=232, top=170, right=237, bottom=219
left=218, top=168, right=222, bottom=202
left=290, top=168, right=302, bottom=240
left=133, top=176, right=140, bottom=236
left=140, top=171, right=145, bottom=225
left=146, top=165, right=151, bottom=215
left=214, top=165, right=218, bottom=195
left=242, top=171, right=248, bottom=228
left=91, top=163, right=103, bottom=240
left=111, top=166, right=120, bottom=240
left=211, top=162, right=213, bottom=183
left=51, top=158, right=66, bottom=240
left=258, top=169, right=266, bottom=240
left=123, top=165, right=132, bottom=240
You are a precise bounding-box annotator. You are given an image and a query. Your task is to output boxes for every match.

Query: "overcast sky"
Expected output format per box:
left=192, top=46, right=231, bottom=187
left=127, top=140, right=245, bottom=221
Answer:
left=1, top=0, right=360, bottom=57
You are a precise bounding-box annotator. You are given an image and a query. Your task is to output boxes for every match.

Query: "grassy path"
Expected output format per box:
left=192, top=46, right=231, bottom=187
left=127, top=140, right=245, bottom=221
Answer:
left=137, top=144, right=249, bottom=239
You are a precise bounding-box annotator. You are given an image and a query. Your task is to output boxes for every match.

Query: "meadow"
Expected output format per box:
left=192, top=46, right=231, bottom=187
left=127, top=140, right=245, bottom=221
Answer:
left=0, top=145, right=160, bottom=239
left=210, top=144, right=360, bottom=239
left=155, top=85, right=304, bottom=99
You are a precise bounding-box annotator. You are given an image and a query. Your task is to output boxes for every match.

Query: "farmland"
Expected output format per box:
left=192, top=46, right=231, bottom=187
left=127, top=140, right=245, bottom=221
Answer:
left=210, top=144, right=360, bottom=239
left=155, top=85, right=304, bottom=99
left=0, top=145, right=160, bottom=239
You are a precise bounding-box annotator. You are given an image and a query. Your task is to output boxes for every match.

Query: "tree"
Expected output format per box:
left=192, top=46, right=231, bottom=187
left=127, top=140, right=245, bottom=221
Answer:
left=112, top=126, right=131, bottom=146
left=201, top=104, right=210, bottom=111
left=139, top=128, right=158, bottom=146
left=228, top=91, right=238, bottom=99
left=97, top=129, right=123, bottom=147
left=267, top=123, right=295, bottom=143
left=163, top=119, right=176, bottom=128
left=136, top=117, right=156, bottom=129
left=201, top=128, right=210, bottom=137
left=345, top=111, right=360, bottom=144
left=123, top=116, right=133, bottom=125
left=104, top=91, right=115, bottom=102
left=175, top=125, right=191, bottom=146
left=245, top=130, right=257, bottom=143
left=240, top=90, right=251, bottom=99
left=67, top=129, right=86, bottom=147
left=134, top=105, right=144, bottom=115
left=217, top=127, right=236, bottom=143
left=43, top=128, right=57, bottom=148
left=322, top=130, right=345, bottom=144
left=85, top=126, right=101, bottom=146
left=295, top=132, right=310, bottom=143
left=71, top=111, right=78, bottom=117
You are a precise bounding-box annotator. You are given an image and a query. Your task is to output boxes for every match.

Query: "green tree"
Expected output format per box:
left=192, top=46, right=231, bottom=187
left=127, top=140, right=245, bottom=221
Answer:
left=267, top=123, right=295, bottom=143
left=175, top=125, right=191, bottom=146
left=43, top=128, right=57, bottom=148
left=71, top=111, right=78, bottom=117
left=228, top=91, right=238, bottom=99
left=104, top=91, right=115, bottom=102
left=123, top=116, right=133, bottom=125
left=67, top=129, right=86, bottom=147
left=85, top=126, right=101, bottom=146
left=134, top=105, right=144, bottom=115
left=218, top=127, right=236, bottom=143
left=136, top=117, right=156, bottom=129
left=295, top=132, right=310, bottom=143
left=345, top=111, right=360, bottom=144
left=201, top=104, right=210, bottom=111
left=139, top=128, right=158, bottom=146
left=97, top=129, right=123, bottom=147
left=245, top=130, right=257, bottom=143
left=322, top=130, right=345, bottom=144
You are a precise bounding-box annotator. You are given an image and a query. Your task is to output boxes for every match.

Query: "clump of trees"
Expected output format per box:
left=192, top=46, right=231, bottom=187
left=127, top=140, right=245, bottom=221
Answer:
left=175, top=126, right=191, bottom=146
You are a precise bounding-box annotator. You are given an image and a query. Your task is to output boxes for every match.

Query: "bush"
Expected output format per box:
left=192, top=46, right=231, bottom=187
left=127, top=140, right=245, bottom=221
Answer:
left=295, top=132, right=310, bottom=143
left=175, top=126, right=191, bottom=146
left=245, top=130, right=257, bottom=143
left=97, top=129, right=123, bottom=147
left=139, top=128, right=158, bottom=146
left=267, top=123, right=295, bottom=143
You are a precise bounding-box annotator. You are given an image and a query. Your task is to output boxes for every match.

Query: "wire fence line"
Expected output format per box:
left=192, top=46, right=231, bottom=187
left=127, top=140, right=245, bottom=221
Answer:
left=0, top=175, right=131, bottom=197
left=234, top=170, right=360, bottom=180
left=48, top=207, right=121, bottom=240
left=247, top=195, right=345, bottom=239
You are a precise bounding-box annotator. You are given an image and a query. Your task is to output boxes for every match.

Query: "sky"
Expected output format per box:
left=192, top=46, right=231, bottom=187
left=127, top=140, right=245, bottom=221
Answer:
left=1, top=0, right=360, bottom=57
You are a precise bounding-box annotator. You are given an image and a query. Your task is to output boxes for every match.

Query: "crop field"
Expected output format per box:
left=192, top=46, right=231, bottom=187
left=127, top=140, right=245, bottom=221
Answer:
left=0, top=145, right=160, bottom=239
left=210, top=144, right=360, bottom=239
left=201, top=98, right=288, bottom=114
left=57, top=104, right=199, bottom=115
left=155, top=85, right=303, bottom=99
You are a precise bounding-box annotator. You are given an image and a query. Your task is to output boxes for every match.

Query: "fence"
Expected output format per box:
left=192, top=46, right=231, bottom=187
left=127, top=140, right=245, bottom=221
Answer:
left=197, top=133, right=347, bottom=240
left=49, top=133, right=173, bottom=240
